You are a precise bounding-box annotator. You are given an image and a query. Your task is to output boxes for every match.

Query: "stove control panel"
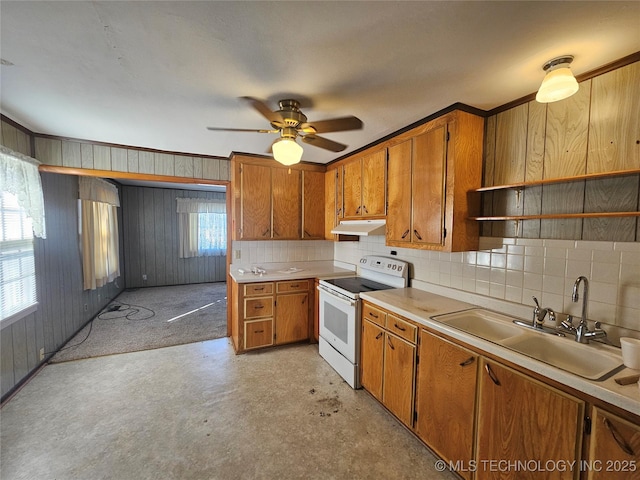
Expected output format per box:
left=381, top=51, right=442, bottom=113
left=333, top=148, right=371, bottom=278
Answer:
left=360, top=255, right=409, bottom=278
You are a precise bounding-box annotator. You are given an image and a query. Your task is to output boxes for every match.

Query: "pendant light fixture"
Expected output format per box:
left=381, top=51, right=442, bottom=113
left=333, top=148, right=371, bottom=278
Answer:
left=272, top=136, right=303, bottom=166
left=536, top=55, right=579, bottom=103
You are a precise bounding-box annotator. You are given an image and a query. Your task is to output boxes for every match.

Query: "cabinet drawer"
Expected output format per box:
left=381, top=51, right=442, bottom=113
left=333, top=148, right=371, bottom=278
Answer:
left=244, top=319, right=273, bottom=350
left=363, top=303, right=387, bottom=327
left=386, top=314, right=417, bottom=343
left=276, top=280, right=309, bottom=293
left=244, top=297, right=274, bottom=319
left=244, top=283, right=273, bottom=296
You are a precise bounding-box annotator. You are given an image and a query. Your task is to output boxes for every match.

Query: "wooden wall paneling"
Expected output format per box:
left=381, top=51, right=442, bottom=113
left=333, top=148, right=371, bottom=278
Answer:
left=24, top=314, right=37, bottom=372
left=127, top=149, right=139, bottom=173
left=1, top=121, right=19, bottom=151
left=521, top=186, right=542, bottom=238
left=583, top=176, right=639, bottom=242
left=482, top=116, right=497, bottom=236
left=62, top=176, right=76, bottom=339
left=155, top=153, right=175, bottom=176
left=35, top=138, right=62, bottom=165
left=193, top=157, right=203, bottom=178
left=16, top=129, right=31, bottom=156
left=543, top=80, right=591, bottom=179
left=175, top=155, right=194, bottom=178
left=540, top=182, right=584, bottom=239
left=588, top=61, right=640, bottom=173
left=491, top=189, right=519, bottom=237
left=81, top=143, right=94, bottom=169
left=220, top=159, right=230, bottom=181
left=139, top=151, right=155, bottom=174
left=525, top=100, right=547, bottom=182
left=202, top=158, right=220, bottom=180
left=1, top=325, right=15, bottom=396
left=494, top=103, right=528, bottom=185
left=93, top=145, right=111, bottom=170
left=166, top=188, right=178, bottom=285
left=153, top=188, right=167, bottom=285
left=143, top=187, right=156, bottom=284
left=111, top=147, right=128, bottom=172
left=11, top=314, right=29, bottom=384
left=62, top=141, right=82, bottom=168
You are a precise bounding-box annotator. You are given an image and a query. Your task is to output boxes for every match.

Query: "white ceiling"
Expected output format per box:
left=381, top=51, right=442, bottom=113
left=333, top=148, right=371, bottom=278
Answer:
left=1, top=1, right=639, bottom=165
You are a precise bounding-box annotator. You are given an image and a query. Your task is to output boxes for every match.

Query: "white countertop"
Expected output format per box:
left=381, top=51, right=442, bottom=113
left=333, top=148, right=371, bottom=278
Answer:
left=360, top=288, right=640, bottom=417
left=229, top=260, right=355, bottom=283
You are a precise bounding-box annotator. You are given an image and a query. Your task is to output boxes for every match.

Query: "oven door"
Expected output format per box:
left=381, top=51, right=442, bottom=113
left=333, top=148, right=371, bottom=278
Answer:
left=318, top=284, right=360, bottom=364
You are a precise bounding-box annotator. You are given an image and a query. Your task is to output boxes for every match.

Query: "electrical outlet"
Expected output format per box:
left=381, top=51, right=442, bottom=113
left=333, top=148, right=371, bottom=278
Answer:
left=84, top=304, right=88, bottom=311
left=235, top=250, right=241, bottom=259
left=142, top=274, right=147, bottom=281
left=39, top=347, right=44, bottom=361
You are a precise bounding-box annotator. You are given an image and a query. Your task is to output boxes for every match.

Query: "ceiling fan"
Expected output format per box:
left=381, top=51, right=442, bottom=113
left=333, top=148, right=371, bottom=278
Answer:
left=207, top=97, right=363, bottom=165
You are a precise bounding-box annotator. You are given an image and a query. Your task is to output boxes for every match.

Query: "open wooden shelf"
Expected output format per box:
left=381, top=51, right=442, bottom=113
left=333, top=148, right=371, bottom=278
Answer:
left=472, top=168, right=640, bottom=193
left=470, top=212, right=640, bottom=221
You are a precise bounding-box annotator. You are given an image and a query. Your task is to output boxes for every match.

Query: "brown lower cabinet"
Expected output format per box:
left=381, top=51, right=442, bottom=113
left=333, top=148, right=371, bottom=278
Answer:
left=360, top=301, right=640, bottom=480
left=231, top=279, right=312, bottom=353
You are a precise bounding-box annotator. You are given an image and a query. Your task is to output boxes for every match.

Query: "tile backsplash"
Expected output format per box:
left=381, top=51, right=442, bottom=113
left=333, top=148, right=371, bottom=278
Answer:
left=233, top=236, right=639, bottom=341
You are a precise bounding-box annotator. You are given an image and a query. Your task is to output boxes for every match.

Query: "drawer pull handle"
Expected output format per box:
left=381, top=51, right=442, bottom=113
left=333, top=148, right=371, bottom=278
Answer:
left=375, top=332, right=383, bottom=340
left=413, top=229, right=422, bottom=240
left=387, top=336, right=395, bottom=350
left=485, top=364, right=501, bottom=386
left=291, top=284, right=299, bottom=288
left=393, top=323, right=406, bottom=331
left=254, top=305, right=264, bottom=309
left=254, top=287, right=264, bottom=291
left=603, top=417, right=634, bottom=455
left=401, top=229, right=410, bottom=239
left=369, top=312, right=379, bottom=318
left=254, top=330, right=264, bottom=334
left=459, top=357, right=475, bottom=367
left=262, top=228, right=270, bottom=236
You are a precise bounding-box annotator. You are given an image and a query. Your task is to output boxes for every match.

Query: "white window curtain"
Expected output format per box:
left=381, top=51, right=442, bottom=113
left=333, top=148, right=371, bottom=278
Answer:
left=79, top=177, right=120, bottom=290
left=176, top=198, right=227, bottom=258
left=0, top=146, right=45, bottom=323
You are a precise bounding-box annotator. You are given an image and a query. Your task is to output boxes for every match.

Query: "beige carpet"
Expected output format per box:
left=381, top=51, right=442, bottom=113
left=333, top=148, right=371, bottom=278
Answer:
left=51, top=282, right=227, bottom=363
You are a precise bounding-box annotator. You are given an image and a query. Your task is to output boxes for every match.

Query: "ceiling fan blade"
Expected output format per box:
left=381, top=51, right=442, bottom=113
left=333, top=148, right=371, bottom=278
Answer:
left=207, top=127, right=277, bottom=133
left=299, top=116, right=363, bottom=134
left=241, top=96, right=284, bottom=126
left=301, top=134, right=347, bottom=152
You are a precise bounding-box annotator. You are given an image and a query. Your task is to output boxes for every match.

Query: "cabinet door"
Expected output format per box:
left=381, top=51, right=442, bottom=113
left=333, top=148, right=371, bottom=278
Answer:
left=361, top=319, right=385, bottom=401
left=361, top=150, right=386, bottom=216
left=412, top=126, right=447, bottom=246
left=387, top=140, right=412, bottom=243
left=415, top=331, right=477, bottom=480
left=476, top=359, right=584, bottom=480
left=302, top=170, right=325, bottom=239
left=275, top=292, right=308, bottom=344
left=382, top=332, right=416, bottom=427
left=587, top=407, right=640, bottom=480
left=240, top=163, right=272, bottom=239
left=272, top=167, right=301, bottom=239
left=324, top=169, right=338, bottom=239
left=343, top=159, right=362, bottom=217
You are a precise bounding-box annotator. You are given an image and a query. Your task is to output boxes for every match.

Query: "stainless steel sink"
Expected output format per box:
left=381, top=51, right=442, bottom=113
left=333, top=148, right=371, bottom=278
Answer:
left=502, top=334, right=623, bottom=381
left=433, top=308, right=623, bottom=381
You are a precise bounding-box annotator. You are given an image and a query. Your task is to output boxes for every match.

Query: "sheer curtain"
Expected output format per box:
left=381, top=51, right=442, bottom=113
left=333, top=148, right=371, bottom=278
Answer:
left=79, top=177, right=120, bottom=290
left=0, top=146, right=45, bottom=323
left=176, top=198, right=227, bottom=258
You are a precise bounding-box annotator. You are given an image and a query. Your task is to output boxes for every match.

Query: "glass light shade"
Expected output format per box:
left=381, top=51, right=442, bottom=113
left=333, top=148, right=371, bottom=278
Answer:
left=272, top=138, right=303, bottom=165
left=536, top=65, right=579, bottom=103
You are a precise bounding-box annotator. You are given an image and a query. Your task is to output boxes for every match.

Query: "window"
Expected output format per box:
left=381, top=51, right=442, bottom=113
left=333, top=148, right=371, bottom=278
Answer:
left=176, top=198, right=227, bottom=258
left=78, top=177, right=120, bottom=290
left=0, top=191, right=37, bottom=322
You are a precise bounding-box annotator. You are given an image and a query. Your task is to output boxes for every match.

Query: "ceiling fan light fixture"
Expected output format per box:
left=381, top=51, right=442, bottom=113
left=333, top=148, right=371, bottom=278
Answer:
left=536, top=55, right=579, bottom=103
left=272, top=137, right=303, bottom=166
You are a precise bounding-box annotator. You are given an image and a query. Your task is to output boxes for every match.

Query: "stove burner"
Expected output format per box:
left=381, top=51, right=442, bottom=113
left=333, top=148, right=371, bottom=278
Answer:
left=322, top=277, right=396, bottom=294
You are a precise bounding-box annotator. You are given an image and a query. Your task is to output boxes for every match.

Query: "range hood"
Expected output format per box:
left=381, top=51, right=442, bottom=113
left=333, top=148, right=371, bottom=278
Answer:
left=331, top=219, right=386, bottom=236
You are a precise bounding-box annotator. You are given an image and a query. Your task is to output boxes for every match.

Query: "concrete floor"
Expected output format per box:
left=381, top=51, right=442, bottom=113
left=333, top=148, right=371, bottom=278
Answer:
left=0, top=339, right=457, bottom=480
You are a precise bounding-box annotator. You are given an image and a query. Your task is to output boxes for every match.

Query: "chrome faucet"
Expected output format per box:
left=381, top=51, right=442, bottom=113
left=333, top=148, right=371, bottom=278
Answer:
left=563, top=276, right=607, bottom=344
left=531, top=296, right=554, bottom=329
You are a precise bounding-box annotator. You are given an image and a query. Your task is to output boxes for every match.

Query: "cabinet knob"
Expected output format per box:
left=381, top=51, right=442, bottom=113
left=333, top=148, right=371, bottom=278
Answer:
left=393, top=323, right=406, bottom=331
left=375, top=332, right=383, bottom=340
left=459, top=356, right=475, bottom=367
left=387, top=336, right=395, bottom=350
left=413, top=229, right=423, bottom=240
left=484, top=363, right=501, bottom=386
left=401, top=229, right=410, bottom=239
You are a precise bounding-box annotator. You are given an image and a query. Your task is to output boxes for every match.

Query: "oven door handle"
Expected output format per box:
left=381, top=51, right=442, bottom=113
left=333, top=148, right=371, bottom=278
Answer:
left=317, top=284, right=356, bottom=307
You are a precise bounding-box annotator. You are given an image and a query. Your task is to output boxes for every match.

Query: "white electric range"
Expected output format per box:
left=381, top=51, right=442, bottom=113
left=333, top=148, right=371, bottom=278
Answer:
left=317, top=255, right=410, bottom=388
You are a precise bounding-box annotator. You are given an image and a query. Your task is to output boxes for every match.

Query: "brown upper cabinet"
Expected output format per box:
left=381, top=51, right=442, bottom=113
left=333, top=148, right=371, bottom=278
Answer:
left=342, top=149, right=387, bottom=218
left=386, top=110, right=484, bottom=251
left=231, top=155, right=324, bottom=240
